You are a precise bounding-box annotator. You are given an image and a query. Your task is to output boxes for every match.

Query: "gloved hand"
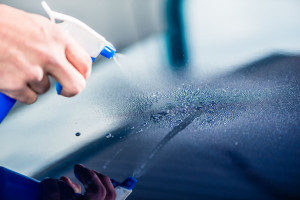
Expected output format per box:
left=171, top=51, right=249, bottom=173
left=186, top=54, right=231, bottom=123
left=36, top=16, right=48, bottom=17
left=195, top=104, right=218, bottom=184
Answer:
left=41, top=164, right=116, bottom=200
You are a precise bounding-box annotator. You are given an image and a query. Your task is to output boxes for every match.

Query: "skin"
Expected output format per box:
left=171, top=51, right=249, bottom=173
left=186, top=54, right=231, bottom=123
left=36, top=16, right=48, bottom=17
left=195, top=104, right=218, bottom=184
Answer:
left=0, top=4, right=92, bottom=104
left=41, top=164, right=116, bottom=200
left=0, top=5, right=105, bottom=199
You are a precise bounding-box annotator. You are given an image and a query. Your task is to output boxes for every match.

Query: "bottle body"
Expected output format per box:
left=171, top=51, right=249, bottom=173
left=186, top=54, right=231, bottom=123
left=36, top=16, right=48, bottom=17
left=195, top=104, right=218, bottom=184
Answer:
left=115, top=186, right=133, bottom=200
left=58, top=21, right=106, bottom=59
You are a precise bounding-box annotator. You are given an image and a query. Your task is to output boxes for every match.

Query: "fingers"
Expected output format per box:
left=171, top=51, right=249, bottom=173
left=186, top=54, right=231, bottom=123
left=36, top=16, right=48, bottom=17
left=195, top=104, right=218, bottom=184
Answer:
left=17, top=86, right=38, bottom=104
left=3, top=85, right=38, bottom=104
left=41, top=178, right=76, bottom=200
left=93, top=171, right=116, bottom=200
left=51, top=37, right=92, bottom=97
left=74, top=164, right=107, bottom=200
left=2, top=73, right=49, bottom=104
left=46, top=57, right=86, bottom=97
left=40, top=166, right=115, bottom=200
left=65, top=38, right=92, bottom=80
left=60, top=176, right=81, bottom=194
left=28, top=73, right=50, bottom=94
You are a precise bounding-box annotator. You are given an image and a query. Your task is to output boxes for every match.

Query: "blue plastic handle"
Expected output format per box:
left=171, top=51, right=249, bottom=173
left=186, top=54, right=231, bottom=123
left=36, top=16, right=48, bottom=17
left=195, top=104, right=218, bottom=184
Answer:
left=0, top=93, right=16, bottom=123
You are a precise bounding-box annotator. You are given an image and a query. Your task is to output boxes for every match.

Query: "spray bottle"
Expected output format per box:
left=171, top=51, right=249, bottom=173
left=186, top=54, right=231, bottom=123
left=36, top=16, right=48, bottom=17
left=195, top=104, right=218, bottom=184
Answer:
left=0, top=166, right=137, bottom=200
left=0, top=1, right=116, bottom=123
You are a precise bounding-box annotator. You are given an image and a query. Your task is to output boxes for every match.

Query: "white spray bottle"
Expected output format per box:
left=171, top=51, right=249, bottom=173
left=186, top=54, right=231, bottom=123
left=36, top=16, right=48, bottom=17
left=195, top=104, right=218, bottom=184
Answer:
left=0, top=1, right=116, bottom=123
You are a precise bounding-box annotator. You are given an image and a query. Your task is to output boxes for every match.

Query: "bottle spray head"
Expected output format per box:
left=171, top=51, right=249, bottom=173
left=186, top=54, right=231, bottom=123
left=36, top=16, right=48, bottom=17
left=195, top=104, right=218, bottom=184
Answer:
left=41, top=1, right=117, bottom=95
left=41, top=1, right=116, bottom=59
left=121, top=177, right=138, bottom=190
left=100, top=42, right=116, bottom=59
left=110, top=176, right=137, bottom=190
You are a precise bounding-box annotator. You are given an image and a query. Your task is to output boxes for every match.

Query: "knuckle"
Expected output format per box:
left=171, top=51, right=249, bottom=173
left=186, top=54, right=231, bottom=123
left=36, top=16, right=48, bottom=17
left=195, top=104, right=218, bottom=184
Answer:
left=37, top=48, right=54, bottom=64
left=28, top=69, right=43, bottom=82
left=37, top=46, right=63, bottom=67
left=52, top=27, right=68, bottom=43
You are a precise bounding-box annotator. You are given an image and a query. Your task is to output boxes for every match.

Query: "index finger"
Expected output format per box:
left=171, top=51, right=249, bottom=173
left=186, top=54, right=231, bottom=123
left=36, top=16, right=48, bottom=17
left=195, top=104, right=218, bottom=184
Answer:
left=93, top=171, right=116, bottom=200
left=74, top=164, right=107, bottom=200
left=65, top=37, right=92, bottom=80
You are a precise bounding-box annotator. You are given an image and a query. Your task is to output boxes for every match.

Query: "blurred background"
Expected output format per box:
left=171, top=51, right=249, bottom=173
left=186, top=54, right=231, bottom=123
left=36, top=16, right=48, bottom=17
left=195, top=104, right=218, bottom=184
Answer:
left=0, top=0, right=300, bottom=199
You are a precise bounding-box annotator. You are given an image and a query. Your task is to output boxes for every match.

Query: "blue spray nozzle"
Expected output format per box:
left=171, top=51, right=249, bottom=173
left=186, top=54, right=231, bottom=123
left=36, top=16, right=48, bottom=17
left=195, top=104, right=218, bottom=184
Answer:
left=110, top=177, right=137, bottom=190
left=121, top=177, right=137, bottom=190
left=100, top=43, right=116, bottom=59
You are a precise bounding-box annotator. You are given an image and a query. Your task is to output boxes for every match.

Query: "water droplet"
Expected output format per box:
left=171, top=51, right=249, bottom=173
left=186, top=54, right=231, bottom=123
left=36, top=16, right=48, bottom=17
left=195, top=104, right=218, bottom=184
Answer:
left=142, top=122, right=147, bottom=126
left=138, top=128, right=143, bottom=133
left=151, top=114, right=162, bottom=122
left=176, top=119, right=182, bottom=124
left=195, top=106, right=203, bottom=110
left=75, top=132, right=81, bottom=137
left=158, top=110, right=170, bottom=116
left=105, top=133, right=112, bottom=138
left=207, top=118, right=214, bottom=123
left=131, top=126, right=135, bottom=130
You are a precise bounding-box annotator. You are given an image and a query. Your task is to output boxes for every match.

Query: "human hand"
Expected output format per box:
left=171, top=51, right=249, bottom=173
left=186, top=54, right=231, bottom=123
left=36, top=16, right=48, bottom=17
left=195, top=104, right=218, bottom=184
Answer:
left=0, top=4, right=92, bottom=104
left=41, top=164, right=116, bottom=200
